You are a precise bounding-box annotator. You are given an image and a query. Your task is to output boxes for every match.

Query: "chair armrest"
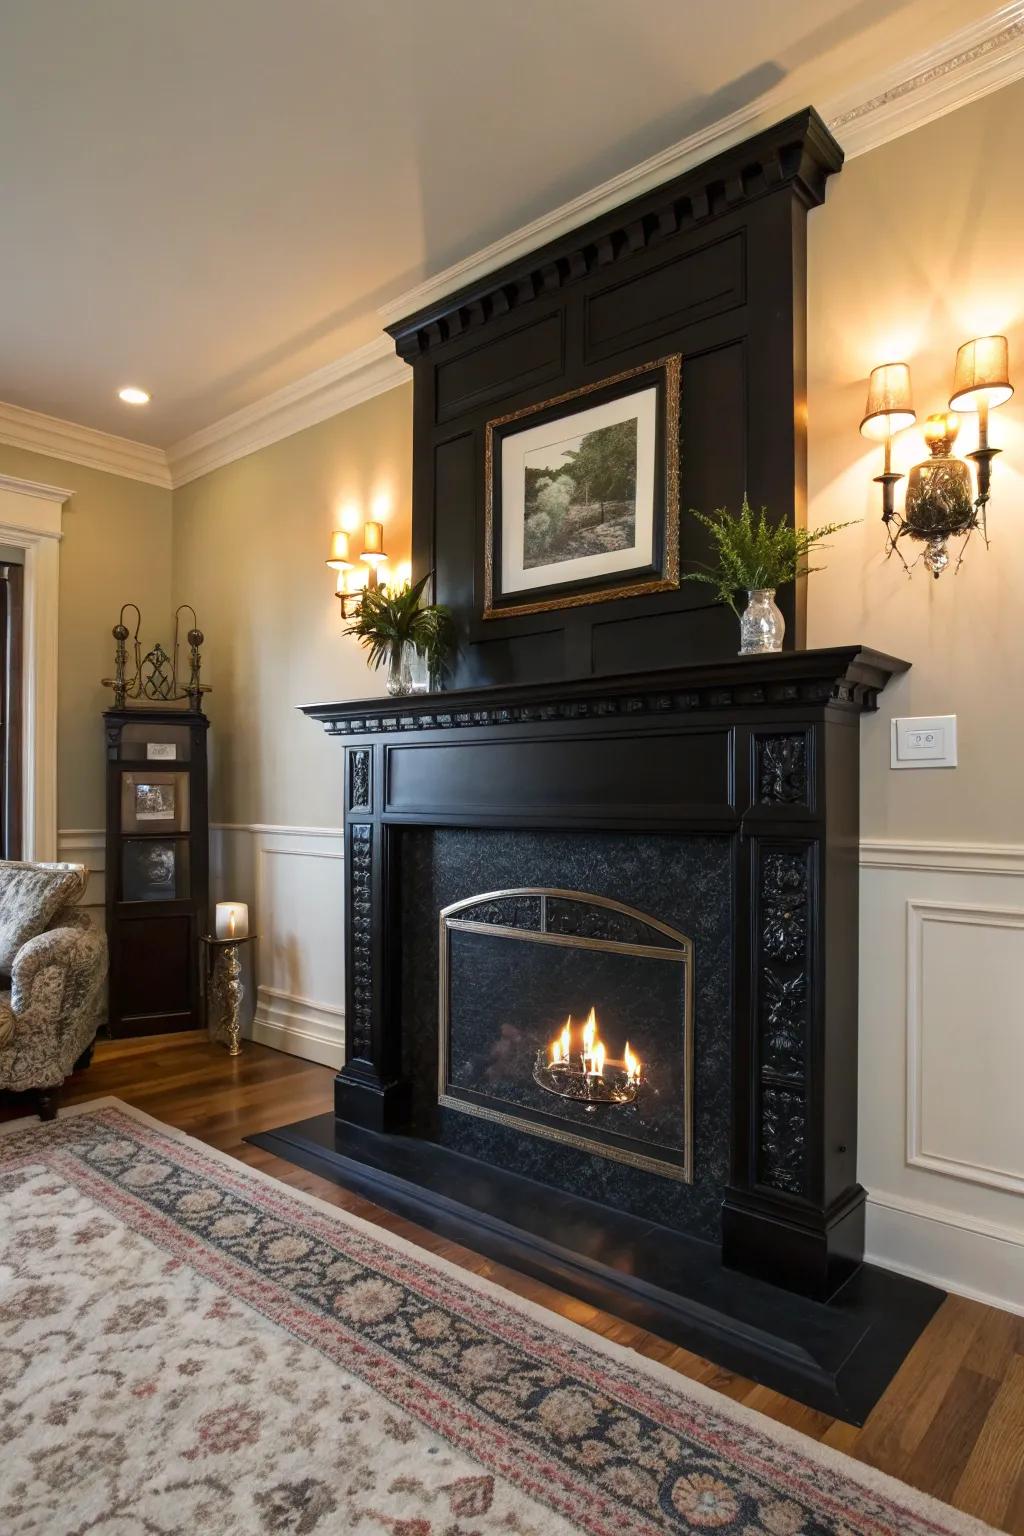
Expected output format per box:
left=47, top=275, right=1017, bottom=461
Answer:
left=11, top=921, right=108, bottom=1020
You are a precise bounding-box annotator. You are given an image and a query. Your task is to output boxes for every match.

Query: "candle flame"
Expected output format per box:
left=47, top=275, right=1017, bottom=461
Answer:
left=624, top=1041, right=641, bottom=1083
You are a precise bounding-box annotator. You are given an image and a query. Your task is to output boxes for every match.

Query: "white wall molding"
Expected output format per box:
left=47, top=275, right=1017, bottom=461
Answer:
left=0, top=399, right=171, bottom=489
left=251, top=986, right=346, bottom=1070
left=56, top=828, right=105, bottom=913
left=866, top=1187, right=1024, bottom=1319
left=210, top=825, right=346, bottom=1068
left=0, top=477, right=72, bottom=861
left=906, top=898, right=1024, bottom=1197
left=829, top=1, right=1024, bottom=157
left=861, top=839, right=1024, bottom=876
left=5, top=13, right=1023, bottom=491
left=165, top=337, right=409, bottom=488
left=379, top=4, right=1024, bottom=329
left=0, top=472, right=74, bottom=504
left=211, top=821, right=344, bottom=839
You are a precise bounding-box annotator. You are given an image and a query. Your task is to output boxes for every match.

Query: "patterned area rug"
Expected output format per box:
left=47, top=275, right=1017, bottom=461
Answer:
left=0, top=1100, right=998, bottom=1536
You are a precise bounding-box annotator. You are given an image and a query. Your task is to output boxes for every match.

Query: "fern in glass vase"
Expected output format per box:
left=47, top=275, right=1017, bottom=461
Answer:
left=682, top=496, right=857, bottom=654
left=344, top=574, right=456, bottom=695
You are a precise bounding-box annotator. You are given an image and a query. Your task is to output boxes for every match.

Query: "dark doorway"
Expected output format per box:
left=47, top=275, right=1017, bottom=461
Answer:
left=0, top=562, right=24, bottom=859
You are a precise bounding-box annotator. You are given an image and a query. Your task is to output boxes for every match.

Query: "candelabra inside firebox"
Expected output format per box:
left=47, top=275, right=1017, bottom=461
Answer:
left=532, top=1007, right=644, bottom=1108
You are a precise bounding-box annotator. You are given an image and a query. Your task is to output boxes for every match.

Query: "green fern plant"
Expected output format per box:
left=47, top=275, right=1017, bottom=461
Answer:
left=682, top=497, right=857, bottom=615
left=344, top=573, right=456, bottom=679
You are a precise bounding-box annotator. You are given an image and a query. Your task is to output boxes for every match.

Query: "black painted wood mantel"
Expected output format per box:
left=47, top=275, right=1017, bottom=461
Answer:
left=386, top=107, right=844, bottom=687
left=303, top=646, right=908, bottom=1301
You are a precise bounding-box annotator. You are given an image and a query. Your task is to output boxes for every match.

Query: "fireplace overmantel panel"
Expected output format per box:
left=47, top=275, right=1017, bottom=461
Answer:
left=303, top=646, right=908, bottom=1301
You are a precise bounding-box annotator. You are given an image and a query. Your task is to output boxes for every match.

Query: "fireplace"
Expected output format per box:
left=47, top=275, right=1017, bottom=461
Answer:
left=247, top=646, right=953, bottom=1421
left=402, top=827, right=731, bottom=1237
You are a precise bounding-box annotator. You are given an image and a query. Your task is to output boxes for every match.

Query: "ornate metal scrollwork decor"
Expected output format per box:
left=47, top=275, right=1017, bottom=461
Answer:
left=102, top=604, right=210, bottom=711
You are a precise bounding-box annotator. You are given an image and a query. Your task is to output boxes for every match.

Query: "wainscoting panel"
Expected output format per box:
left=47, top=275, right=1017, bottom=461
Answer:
left=859, top=847, right=1024, bottom=1317
left=57, top=826, right=1024, bottom=1311
left=211, top=825, right=346, bottom=1069
left=56, top=830, right=105, bottom=920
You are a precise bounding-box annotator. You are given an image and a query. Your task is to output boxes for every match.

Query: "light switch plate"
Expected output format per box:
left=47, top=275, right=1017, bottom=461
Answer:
left=890, top=715, right=957, bottom=769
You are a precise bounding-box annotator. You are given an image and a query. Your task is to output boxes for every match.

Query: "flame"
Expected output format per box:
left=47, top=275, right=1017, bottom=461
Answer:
left=545, top=1010, right=640, bottom=1084
left=582, top=1007, right=596, bottom=1056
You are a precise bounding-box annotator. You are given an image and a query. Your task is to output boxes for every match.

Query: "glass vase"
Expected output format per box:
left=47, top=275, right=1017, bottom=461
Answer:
left=738, top=588, right=785, bottom=655
left=385, top=641, right=413, bottom=697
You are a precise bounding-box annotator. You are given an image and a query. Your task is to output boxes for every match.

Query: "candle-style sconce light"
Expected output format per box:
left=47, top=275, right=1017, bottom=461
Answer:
left=860, top=336, right=1013, bottom=578
left=327, top=520, right=391, bottom=618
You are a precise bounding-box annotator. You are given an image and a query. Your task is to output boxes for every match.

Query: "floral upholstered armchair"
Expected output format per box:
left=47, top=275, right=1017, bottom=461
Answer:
left=0, top=861, right=108, bottom=1119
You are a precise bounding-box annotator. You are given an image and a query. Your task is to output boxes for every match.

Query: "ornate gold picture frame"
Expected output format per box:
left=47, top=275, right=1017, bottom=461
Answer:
left=483, top=354, right=681, bottom=619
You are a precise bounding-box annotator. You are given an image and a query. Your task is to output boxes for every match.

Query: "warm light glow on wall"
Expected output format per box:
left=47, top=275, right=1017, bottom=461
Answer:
left=338, top=502, right=361, bottom=535
left=371, top=489, right=392, bottom=522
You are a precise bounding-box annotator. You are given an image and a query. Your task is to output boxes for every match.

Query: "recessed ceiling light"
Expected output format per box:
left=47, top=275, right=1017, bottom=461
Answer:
left=118, top=385, right=151, bottom=405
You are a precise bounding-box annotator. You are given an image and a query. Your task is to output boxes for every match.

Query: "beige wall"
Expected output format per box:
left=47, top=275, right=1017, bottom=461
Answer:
left=806, top=80, right=1024, bottom=1316
left=170, top=383, right=413, bottom=829
left=0, top=444, right=173, bottom=832
left=807, top=80, right=1024, bottom=843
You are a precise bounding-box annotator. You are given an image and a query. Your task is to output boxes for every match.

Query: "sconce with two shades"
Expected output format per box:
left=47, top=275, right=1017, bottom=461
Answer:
left=327, top=521, right=389, bottom=619
left=860, top=336, right=1013, bottom=578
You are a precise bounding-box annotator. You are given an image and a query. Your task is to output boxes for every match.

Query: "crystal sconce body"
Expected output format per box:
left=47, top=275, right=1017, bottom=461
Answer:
left=860, top=337, right=1013, bottom=578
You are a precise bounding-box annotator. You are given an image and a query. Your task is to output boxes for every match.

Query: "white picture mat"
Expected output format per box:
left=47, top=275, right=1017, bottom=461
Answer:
left=499, top=385, right=658, bottom=597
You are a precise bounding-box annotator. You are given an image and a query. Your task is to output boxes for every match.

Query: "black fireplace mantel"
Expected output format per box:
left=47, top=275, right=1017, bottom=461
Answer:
left=300, top=646, right=908, bottom=1304
left=304, top=646, right=904, bottom=737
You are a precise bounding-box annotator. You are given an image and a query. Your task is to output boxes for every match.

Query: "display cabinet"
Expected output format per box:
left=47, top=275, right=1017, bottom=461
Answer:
left=104, top=707, right=210, bottom=1035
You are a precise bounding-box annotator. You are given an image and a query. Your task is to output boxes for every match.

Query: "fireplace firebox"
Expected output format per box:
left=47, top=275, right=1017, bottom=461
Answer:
left=439, top=887, right=694, bottom=1183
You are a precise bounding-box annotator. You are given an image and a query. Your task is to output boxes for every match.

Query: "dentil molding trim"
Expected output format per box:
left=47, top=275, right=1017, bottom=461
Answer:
left=6, top=5, right=1024, bottom=490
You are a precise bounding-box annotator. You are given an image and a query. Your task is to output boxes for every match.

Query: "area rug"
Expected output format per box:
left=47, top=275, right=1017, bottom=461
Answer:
left=0, top=1101, right=998, bottom=1536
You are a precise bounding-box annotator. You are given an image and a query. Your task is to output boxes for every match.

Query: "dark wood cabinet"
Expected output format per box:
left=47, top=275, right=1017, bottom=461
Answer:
left=103, top=708, right=209, bottom=1036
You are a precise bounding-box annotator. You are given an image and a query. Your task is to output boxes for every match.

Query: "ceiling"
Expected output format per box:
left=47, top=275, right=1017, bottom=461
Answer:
left=0, top=0, right=1004, bottom=448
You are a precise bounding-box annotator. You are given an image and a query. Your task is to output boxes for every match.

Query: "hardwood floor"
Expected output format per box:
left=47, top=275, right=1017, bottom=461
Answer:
left=4, top=1031, right=1022, bottom=1533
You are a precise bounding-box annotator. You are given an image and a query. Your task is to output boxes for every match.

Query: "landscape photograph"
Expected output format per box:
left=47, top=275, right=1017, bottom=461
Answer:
left=522, top=416, right=638, bottom=569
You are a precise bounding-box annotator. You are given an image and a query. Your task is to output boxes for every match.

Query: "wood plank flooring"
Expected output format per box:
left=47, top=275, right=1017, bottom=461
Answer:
left=3, top=1032, right=1022, bottom=1533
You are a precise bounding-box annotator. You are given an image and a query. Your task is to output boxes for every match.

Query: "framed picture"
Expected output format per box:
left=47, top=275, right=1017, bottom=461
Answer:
left=484, top=354, right=680, bottom=619
left=135, top=781, right=176, bottom=822
left=122, top=839, right=188, bottom=902
left=120, top=770, right=190, bottom=834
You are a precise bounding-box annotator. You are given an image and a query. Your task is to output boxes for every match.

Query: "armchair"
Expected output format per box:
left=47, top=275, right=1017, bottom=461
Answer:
left=0, top=862, right=108, bottom=1119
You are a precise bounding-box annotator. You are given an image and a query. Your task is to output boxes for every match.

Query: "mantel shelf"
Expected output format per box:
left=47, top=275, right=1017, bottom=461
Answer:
left=302, top=646, right=909, bottom=737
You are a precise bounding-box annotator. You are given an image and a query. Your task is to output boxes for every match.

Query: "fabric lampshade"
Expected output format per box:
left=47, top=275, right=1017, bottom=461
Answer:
left=860, top=362, right=916, bottom=440
left=949, top=336, right=1013, bottom=412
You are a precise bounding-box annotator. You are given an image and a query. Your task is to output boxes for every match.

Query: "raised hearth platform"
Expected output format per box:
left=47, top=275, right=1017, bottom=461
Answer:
left=251, top=1113, right=943, bottom=1426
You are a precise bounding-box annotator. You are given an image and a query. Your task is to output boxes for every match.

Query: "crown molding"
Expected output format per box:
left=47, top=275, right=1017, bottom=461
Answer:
left=0, top=398, right=171, bottom=489
left=4, top=7, right=1023, bottom=489
left=379, top=3, right=1024, bottom=330
left=0, top=472, right=73, bottom=505
left=829, top=0, right=1024, bottom=156
left=166, top=336, right=409, bottom=487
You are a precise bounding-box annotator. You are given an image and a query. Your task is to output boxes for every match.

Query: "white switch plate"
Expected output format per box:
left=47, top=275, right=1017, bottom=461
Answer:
left=890, top=715, right=957, bottom=769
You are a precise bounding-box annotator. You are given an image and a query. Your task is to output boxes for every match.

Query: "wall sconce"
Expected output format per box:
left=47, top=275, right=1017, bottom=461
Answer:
left=327, top=520, right=391, bottom=619
left=860, top=337, right=1013, bottom=578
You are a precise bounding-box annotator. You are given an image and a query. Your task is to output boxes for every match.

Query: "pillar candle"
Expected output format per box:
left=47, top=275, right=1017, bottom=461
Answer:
left=215, top=902, right=249, bottom=940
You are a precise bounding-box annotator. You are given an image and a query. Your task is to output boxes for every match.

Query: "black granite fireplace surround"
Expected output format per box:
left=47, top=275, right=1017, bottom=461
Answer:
left=402, top=829, right=732, bottom=1239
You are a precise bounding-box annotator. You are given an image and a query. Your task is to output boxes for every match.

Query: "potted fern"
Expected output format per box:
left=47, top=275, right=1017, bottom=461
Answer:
left=344, top=573, right=455, bottom=696
left=682, top=497, right=856, bottom=654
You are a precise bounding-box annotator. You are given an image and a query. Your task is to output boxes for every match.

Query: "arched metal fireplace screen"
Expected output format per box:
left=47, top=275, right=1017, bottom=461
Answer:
left=438, top=888, right=693, bottom=1182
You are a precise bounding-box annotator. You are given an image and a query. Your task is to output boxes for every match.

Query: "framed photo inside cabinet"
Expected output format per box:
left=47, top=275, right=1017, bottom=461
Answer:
left=119, top=770, right=190, bottom=834
left=484, top=354, right=681, bottom=619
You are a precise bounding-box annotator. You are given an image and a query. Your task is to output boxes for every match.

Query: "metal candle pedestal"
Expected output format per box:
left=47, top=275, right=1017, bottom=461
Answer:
left=200, top=934, right=257, bottom=1056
